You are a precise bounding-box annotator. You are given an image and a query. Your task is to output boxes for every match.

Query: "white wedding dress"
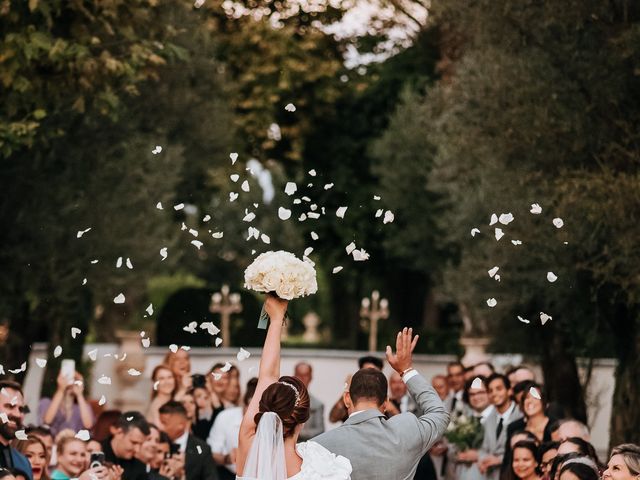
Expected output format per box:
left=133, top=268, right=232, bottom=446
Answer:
left=238, top=412, right=352, bottom=480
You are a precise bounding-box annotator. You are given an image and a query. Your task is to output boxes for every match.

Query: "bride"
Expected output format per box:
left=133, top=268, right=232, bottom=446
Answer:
left=236, top=295, right=352, bottom=480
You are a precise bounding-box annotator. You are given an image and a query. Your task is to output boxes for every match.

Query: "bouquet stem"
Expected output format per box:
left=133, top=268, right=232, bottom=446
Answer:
left=257, top=296, right=291, bottom=329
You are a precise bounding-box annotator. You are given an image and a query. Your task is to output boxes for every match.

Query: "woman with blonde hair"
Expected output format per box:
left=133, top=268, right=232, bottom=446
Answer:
left=603, top=444, right=640, bottom=480
left=163, top=349, right=192, bottom=398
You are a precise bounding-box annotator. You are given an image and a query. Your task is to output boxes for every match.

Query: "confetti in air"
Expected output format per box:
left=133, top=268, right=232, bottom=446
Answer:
left=285, top=103, right=296, bottom=112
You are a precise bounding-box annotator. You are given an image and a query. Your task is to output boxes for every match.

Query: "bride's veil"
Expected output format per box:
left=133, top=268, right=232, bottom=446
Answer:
left=242, top=411, right=288, bottom=480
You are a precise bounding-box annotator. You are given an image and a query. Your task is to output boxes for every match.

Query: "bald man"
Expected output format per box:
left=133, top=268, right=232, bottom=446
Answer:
left=294, top=362, right=325, bottom=440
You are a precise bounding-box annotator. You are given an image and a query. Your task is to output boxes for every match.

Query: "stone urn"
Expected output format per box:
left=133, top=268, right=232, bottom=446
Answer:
left=460, top=336, right=491, bottom=367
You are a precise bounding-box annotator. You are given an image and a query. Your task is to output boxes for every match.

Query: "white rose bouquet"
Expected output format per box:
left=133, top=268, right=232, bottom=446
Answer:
left=244, top=250, right=318, bottom=328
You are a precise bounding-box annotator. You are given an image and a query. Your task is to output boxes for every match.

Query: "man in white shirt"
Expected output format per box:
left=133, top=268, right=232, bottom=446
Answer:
left=207, top=378, right=257, bottom=480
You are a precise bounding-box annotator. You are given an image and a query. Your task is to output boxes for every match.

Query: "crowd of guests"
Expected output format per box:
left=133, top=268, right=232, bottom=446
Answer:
left=0, top=350, right=638, bottom=480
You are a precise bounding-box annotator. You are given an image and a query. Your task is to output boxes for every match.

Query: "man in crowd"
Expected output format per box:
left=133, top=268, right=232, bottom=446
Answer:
left=446, top=362, right=465, bottom=414
left=329, top=356, right=384, bottom=423
left=387, top=372, right=417, bottom=416
left=159, top=401, right=217, bottom=480
left=553, top=419, right=591, bottom=442
left=0, top=381, right=32, bottom=480
left=294, top=363, right=325, bottom=440
left=208, top=379, right=257, bottom=480
left=506, top=365, right=536, bottom=387
left=478, top=374, right=522, bottom=480
left=103, top=411, right=150, bottom=480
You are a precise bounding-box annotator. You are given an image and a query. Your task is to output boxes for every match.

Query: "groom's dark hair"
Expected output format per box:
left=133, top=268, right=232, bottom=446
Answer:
left=349, top=368, right=387, bottom=406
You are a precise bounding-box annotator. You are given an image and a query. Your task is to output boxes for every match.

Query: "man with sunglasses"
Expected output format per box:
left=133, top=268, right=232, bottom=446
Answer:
left=0, top=381, right=32, bottom=480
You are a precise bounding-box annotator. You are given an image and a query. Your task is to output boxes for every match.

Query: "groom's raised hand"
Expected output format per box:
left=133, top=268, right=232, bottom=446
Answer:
left=385, top=327, right=419, bottom=374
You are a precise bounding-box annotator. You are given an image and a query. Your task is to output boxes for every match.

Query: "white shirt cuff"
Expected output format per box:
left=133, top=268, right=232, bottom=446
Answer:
left=402, top=369, right=419, bottom=383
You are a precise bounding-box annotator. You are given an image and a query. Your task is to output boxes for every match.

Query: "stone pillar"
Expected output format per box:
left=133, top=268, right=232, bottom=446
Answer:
left=114, top=330, right=147, bottom=412
left=460, top=336, right=491, bottom=367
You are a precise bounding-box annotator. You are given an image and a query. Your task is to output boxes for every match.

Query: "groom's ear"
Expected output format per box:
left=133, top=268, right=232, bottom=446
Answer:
left=343, top=391, right=352, bottom=411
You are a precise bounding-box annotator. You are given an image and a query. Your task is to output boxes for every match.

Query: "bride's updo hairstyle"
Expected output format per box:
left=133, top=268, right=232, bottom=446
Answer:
left=254, top=375, right=310, bottom=437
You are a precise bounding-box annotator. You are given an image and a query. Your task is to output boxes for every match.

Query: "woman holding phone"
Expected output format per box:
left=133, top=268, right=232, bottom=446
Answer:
left=39, top=362, right=94, bottom=436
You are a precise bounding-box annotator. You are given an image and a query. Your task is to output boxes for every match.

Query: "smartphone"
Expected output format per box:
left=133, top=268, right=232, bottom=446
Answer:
left=60, top=359, right=75, bottom=384
left=89, top=452, right=105, bottom=469
left=169, top=443, right=180, bottom=456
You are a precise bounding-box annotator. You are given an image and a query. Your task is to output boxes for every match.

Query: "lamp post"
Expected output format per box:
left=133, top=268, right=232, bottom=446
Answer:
left=360, top=290, right=389, bottom=352
left=209, top=285, right=242, bottom=347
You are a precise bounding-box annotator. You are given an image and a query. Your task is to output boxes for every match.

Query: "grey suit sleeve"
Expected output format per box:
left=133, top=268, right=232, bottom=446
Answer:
left=406, top=373, right=450, bottom=450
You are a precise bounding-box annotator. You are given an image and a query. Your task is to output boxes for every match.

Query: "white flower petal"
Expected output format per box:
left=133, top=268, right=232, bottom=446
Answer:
left=142, top=338, right=151, bottom=348
left=152, top=145, right=162, bottom=155
left=308, top=169, right=317, bottom=177
left=98, top=375, right=112, bottom=385
left=221, top=362, right=232, bottom=372
left=499, top=213, right=514, bottom=225
left=383, top=210, right=395, bottom=224
left=211, top=232, right=224, bottom=239
left=285, top=103, right=296, bottom=112
left=285, top=182, right=297, bottom=195
left=486, top=298, right=497, bottom=307
left=36, top=358, right=47, bottom=368
left=128, top=368, right=141, bottom=376
left=540, top=312, right=552, bottom=325
left=488, top=266, right=499, bottom=278
left=160, top=247, right=168, bottom=260
left=54, top=345, right=62, bottom=358
left=278, top=207, right=292, bottom=220
left=529, top=387, right=541, bottom=399
left=15, top=430, right=28, bottom=440
left=471, top=227, right=480, bottom=237
left=146, top=304, right=154, bottom=316
left=243, top=212, right=256, bottom=222
left=76, top=228, right=91, bottom=238
left=156, top=202, right=163, bottom=210
left=336, top=206, right=348, bottom=218
left=310, top=231, right=319, bottom=240
left=191, top=240, right=203, bottom=249
left=547, top=272, right=558, bottom=283
left=236, top=348, right=251, bottom=361
left=471, top=377, right=483, bottom=389
left=215, top=337, right=223, bottom=347
left=261, top=234, right=271, bottom=244
left=553, top=217, right=564, bottom=228
left=530, top=203, right=542, bottom=214
left=345, top=242, right=356, bottom=255
left=169, top=344, right=178, bottom=353
left=203, top=214, right=211, bottom=222
left=174, top=203, right=185, bottom=211
left=332, top=266, right=343, bottom=274
left=230, top=152, right=238, bottom=164
left=126, top=258, right=133, bottom=269
left=495, top=228, right=504, bottom=241
left=229, top=192, right=238, bottom=202
left=88, top=349, right=97, bottom=361
left=99, top=395, right=106, bottom=406
left=241, top=180, right=250, bottom=192
left=517, top=315, right=530, bottom=324
left=490, top=214, right=498, bottom=226
left=511, top=240, right=523, bottom=245
left=230, top=174, right=239, bottom=183
left=352, top=248, right=370, bottom=261
left=324, top=183, right=334, bottom=190
left=82, top=278, right=87, bottom=285
left=71, top=327, right=81, bottom=339
left=114, top=293, right=125, bottom=304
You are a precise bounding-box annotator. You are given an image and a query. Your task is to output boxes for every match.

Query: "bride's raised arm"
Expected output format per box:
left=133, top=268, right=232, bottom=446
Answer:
left=237, top=295, right=289, bottom=473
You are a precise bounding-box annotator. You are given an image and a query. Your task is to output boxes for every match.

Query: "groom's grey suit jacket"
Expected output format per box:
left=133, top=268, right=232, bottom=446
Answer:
left=312, top=372, right=449, bottom=480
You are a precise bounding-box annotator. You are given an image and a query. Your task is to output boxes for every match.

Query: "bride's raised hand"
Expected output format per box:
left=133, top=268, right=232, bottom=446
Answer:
left=264, top=294, right=289, bottom=322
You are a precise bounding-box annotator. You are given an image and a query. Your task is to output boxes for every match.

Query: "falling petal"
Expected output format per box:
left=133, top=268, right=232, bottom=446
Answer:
left=114, top=293, right=125, bottom=304
left=285, top=182, right=297, bottom=196
left=471, top=228, right=480, bottom=237
left=308, top=169, right=317, bottom=177
left=488, top=266, right=499, bottom=278
left=486, top=298, right=497, bottom=308
left=490, top=214, right=498, bottom=226
left=191, top=240, right=203, bottom=249
left=160, top=247, right=168, bottom=260
left=332, top=266, right=343, bottom=274
left=336, top=206, right=348, bottom=218
left=530, top=203, right=542, bottom=214
left=230, top=174, right=239, bottom=183
left=547, top=272, right=558, bottom=283
left=517, top=316, right=530, bottom=324
left=553, top=217, right=564, bottom=228
left=471, top=377, right=483, bottom=389
left=285, top=103, right=296, bottom=112
left=499, top=213, right=514, bottom=225
left=237, top=348, right=251, bottom=361
left=495, top=228, right=504, bottom=241
left=345, top=242, right=356, bottom=255
left=383, top=211, right=395, bottom=224
left=278, top=207, right=292, bottom=220
left=54, top=346, right=62, bottom=358
left=156, top=202, right=163, bottom=210
left=203, top=214, right=211, bottom=222
left=71, top=328, right=81, bottom=339
left=174, top=203, right=185, bottom=211
left=529, top=387, right=541, bottom=399
left=75, top=430, right=90, bottom=441
left=126, top=258, right=133, bottom=269
left=230, top=153, right=238, bottom=164
left=241, top=180, right=250, bottom=192
left=229, top=192, right=238, bottom=202
left=540, top=312, right=552, bottom=325
left=98, top=375, right=112, bottom=385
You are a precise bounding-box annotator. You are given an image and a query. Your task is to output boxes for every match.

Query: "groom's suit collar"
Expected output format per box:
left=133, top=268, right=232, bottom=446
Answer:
left=343, top=409, right=385, bottom=426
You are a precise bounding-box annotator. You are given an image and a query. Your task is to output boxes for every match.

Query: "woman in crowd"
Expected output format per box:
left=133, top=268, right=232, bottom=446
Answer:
left=51, top=437, right=107, bottom=480
left=191, top=384, right=222, bottom=440
left=90, top=410, right=121, bottom=442
left=13, top=435, right=49, bottom=480
left=0, top=469, right=16, bottom=480
left=39, top=372, right=94, bottom=437
left=163, top=349, right=192, bottom=398
left=508, top=384, right=553, bottom=444
left=509, top=441, right=541, bottom=480
left=603, top=444, right=640, bottom=480
left=557, top=438, right=601, bottom=469
left=146, top=365, right=178, bottom=428
left=558, top=459, right=599, bottom=480
left=538, top=441, right=559, bottom=480
left=207, top=363, right=232, bottom=409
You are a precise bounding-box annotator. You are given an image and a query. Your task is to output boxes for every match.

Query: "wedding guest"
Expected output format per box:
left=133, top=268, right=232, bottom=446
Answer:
left=512, top=381, right=536, bottom=406
left=446, top=362, right=466, bottom=414
left=135, top=423, right=159, bottom=468
left=506, top=383, right=553, bottom=446
left=208, top=379, right=257, bottom=480
left=506, top=367, right=536, bottom=387
left=557, top=438, right=601, bottom=468
left=91, top=410, right=122, bottom=442
left=431, top=375, right=450, bottom=402
left=510, top=431, right=539, bottom=448
left=386, top=372, right=417, bottom=417
left=158, top=401, right=217, bottom=480
left=293, top=363, right=324, bottom=441
left=0, top=381, right=33, bottom=480
left=86, top=439, right=101, bottom=456
left=191, top=383, right=219, bottom=441
left=206, top=364, right=230, bottom=409
left=222, top=376, right=240, bottom=408
left=13, top=436, right=49, bottom=480
left=51, top=437, right=106, bottom=480
left=102, top=411, right=150, bottom=480
left=328, top=356, right=383, bottom=423
left=478, top=374, right=522, bottom=480
left=449, top=376, right=491, bottom=480
left=163, top=349, right=192, bottom=398
left=146, top=366, right=178, bottom=429
left=179, top=391, right=197, bottom=428
left=508, top=441, right=541, bottom=480
left=24, top=427, right=53, bottom=468
left=603, top=444, right=640, bottom=480
left=539, top=442, right=560, bottom=480
left=473, top=363, right=495, bottom=378
left=148, top=430, right=183, bottom=480
left=0, top=469, right=16, bottom=480
left=464, top=367, right=477, bottom=383
left=558, top=458, right=599, bottom=480
left=39, top=372, right=94, bottom=436
left=553, top=421, right=590, bottom=442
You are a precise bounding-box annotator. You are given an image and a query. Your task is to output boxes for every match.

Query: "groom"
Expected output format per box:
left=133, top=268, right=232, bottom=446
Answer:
left=313, top=328, right=449, bottom=480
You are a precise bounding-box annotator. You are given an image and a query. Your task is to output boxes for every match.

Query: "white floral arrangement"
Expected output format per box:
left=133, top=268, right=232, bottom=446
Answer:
left=244, top=251, right=318, bottom=328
